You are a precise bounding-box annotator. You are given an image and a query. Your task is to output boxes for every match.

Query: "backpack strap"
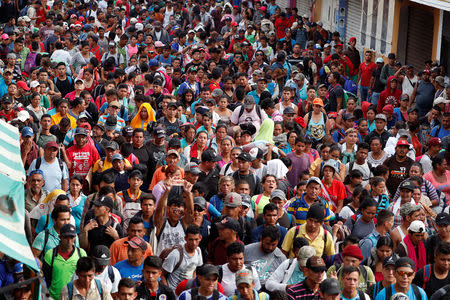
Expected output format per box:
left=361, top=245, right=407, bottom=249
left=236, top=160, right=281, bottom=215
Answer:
left=68, top=281, right=74, bottom=300
left=322, top=229, right=328, bottom=259
left=191, top=288, right=199, bottom=298
left=385, top=285, right=392, bottom=300
left=411, top=284, right=422, bottom=300
left=173, top=245, right=184, bottom=272
left=255, top=105, right=262, bottom=120
left=218, top=265, right=223, bottom=283
left=186, top=278, right=195, bottom=290
left=359, top=265, right=368, bottom=284
left=40, top=229, right=50, bottom=260
left=35, top=156, right=42, bottom=170
left=212, top=289, right=220, bottom=300
left=107, top=265, right=115, bottom=283
left=95, top=278, right=103, bottom=299
left=255, top=194, right=264, bottom=213
left=238, top=105, right=245, bottom=119
left=259, top=292, right=267, bottom=300
left=358, top=290, right=365, bottom=300
left=423, top=264, right=431, bottom=289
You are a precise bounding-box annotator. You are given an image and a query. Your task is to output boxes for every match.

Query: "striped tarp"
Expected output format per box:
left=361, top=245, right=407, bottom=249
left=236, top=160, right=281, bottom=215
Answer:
left=0, top=120, right=39, bottom=271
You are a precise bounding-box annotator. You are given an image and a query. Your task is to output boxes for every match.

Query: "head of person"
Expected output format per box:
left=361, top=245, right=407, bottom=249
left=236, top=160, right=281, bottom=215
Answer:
left=305, top=177, right=322, bottom=201
left=374, top=114, right=387, bottom=131
left=434, top=241, right=450, bottom=273
left=237, top=152, right=252, bottom=173
left=395, top=139, right=410, bottom=159
left=184, top=162, right=201, bottom=184
left=270, top=189, right=287, bottom=214
left=319, top=278, right=341, bottom=300
left=219, top=176, right=235, bottom=196
left=260, top=225, right=280, bottom=254
left=297, top=245, right=316, bottom=270
left=51, top=205, right=71, bottom=231
left=377, top=209, right=394, bottom=232
left=216, top=216, right=239, bottom=241
left=342, top=245, right=364, bottom=267
left=376, top=236, right=394, bottom=262
left=305, top=202, right=325, bottom=233
left=227, top=242, right=245, bottom=272
left=201, top=149, right=221, bottom=170
left=143, top=256, right=163, bottom=284
left=197, top=264, right=220, bottom=294
left=29, top=169, right=45, bottom=193
left=127, top=216, right=145, bottom=239
left=341, top=265, right=360, bottom=294
left=167, top=197, right=185, bottom=223
left=91, top=245, right=111, bottom=274
left=359, top=198, right=378, bottom=223
left=117, top=278, right=137, bottom=300
left=262, top=203, right=279, bottom=226
left=394, top=257, right=416, bottom=290
left=92, top=195, right=114, bottom=218
left=75, top=257, right=95, bottom=287
left=235, top=269, right=256, bottom=300
left=59, top=223, right=77, bottom=249
left=184, top=225, right=202, bottom=252
left=435, top=213, right=450, bottom=238
left=304, top=256, right=326, bottom=284
left=399, top=180, right=415, bottom=201
left=407, top=220, right=426, bottom=245
left=261, top=174, right=277, bottom=194
left=222, top=192, right=242, bottom=218
left=126, top=236, right=147, bottom=265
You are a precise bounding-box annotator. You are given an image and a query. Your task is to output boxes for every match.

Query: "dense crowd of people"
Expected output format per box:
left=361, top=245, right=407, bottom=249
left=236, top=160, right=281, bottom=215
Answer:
left=0, top=0, right=450, bottom=299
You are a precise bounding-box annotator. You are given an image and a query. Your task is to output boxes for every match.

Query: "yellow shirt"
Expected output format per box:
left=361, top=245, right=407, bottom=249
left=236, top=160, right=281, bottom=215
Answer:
left=51, top=113, right=77, bottom=129
left=281, top=224, right=335, bottom=258
left=309, top=158, right=323, bottom=176
left=92, top=157, right=132, bottom=173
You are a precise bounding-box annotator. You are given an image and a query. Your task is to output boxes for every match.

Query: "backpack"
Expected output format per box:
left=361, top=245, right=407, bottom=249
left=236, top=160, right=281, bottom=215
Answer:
left=305, top=111, right=327, bottom=129
left=422, top=264, right=431, bottom=290
left=67, top=278, right=103, bottom=300
left=343, top=76, right=358, bottom=95
left=53, top=76, right=73, bottom=86
left=107, top=265, right=115, bottom=283
left=34, top=156, right=64, bottom=172
left=24, top=52, right=38, bottom=74
left=191, top=287, right=220, bottom=300
left=432, top=124, right=441, bottom=138
left=159, top=244, right=184, bottom=273
left=44, top=246, right=82, bottom=287
left=385, top=284, right=421, bottom=300
left=293, top=225, right=328, bottom=259
left=238, top=104, right=262, bottom=121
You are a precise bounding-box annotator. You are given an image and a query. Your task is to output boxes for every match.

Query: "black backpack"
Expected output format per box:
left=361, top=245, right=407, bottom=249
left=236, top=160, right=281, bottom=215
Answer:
left=238, top=104, right=262, bottom=120
left=190, top=287, right=220, bottom=300
left=34, top=156, right=64, bottom=172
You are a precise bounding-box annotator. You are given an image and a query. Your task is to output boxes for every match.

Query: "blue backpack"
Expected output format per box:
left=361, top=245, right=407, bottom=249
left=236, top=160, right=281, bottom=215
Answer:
left=67, top=278, right=103, bottom=300
left=343, top=76, right=358, bottom=95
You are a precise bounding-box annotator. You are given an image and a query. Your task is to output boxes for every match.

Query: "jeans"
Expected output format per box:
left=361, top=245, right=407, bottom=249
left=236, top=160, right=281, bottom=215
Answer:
left=371, top=92, right=381, bottom=107
left=360, top=85, right=369, bottom=102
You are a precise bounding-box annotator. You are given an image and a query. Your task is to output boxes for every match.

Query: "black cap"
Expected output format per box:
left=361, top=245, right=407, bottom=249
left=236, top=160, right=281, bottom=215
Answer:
left=237, top=152, right=252, bottom=162
left=91, top=245, right=111, bottom=265
left=153, top=127, right=166, bottom=138
left=167, top=102, right=177, bottom=109
left=104, top=116, right=118, bottom=131
left=194, top=196, right=207, bottom=209
left=283, top=106, right=295, bottom=114
left=106, top=141, right=119, bottom=150
left=216, top=216, right=240, bottom=232
left=320, top=278, right=341, bottom=295
left=92, top=196, right=114, bottom=210
left=60, top=224, right=77, bottom=237
left=122, top=126, right=134, bottom=137
left=399, top=180, right=415, bottom=192
left=306, top=202, right=325, bottom=223
left=388, top=53, right=396, bottom=59
left=383, top=255, right=397, bottom=268
left=129, top=169, right=143, bottom=180
left=201, top=149, right=221, bottom=162
left=168, top=137, right=181, bottom=148
left=2, top=95, right=13, bottom=103
left=198, top=264, right=219, bottom=277
left=395, top=257, right=415, bottom=270
left=436, top=213, right=450, bottom=226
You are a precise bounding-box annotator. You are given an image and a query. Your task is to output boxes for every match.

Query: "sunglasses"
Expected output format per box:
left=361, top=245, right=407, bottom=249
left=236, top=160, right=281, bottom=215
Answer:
left=172, top=208, right=184, bottom=214
left=309, top=267, right=326, bottom=273
left=396, top=270, right=414, bottom=277
left=194, top=206, right=204, bottom=212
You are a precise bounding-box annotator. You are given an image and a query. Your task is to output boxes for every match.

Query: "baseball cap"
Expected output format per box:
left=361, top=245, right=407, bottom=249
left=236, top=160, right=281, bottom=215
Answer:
left=184, top=162, right=201, bottom=175
left=2, top=95, right=13, bottom=103
left=45, top=141, right=59, bottom=149
left=436, top=213, right=450, bottom=226
left=122, top=126, right=134, bottom=137
left=306, top=177, right=321, bottom=186
left=343, top=113, right=355, bottom=120
left=194, top=196, right=207, bottom=210
left=382, top=104, right=394, bottom=115
left=334, top=43, right=343, bottom=48
left=428, top=137, right=442, bottom=147
left=129, top=170, right=143, bottom=180
left=320, top=278, right=341, bottom=295
left=109, top=100, right=120, bottom=108
left=248, top=147, right=263, bottom=160
left=21, top=126, right=33, bottom=137
left=91, top=245, right=111, bottom=265
left=111, top=153, right=124, bottom=161
left=202, top=149, right=221, bottom=162
left=244, top=96, right=255, bottom=109
left=216, top=216, right=240, bottom=232
left=283, top=106, right=295, bottom=115
left=396, top=139, right=410, bottom=147
left=106, top=141, right=119, bottom=151
left=211, top=89, right=223, bottom=98
left=125, top=236, right=148, bottom=251
left=383, top=255, right=397, bottom=268
left=322, top=159, right=338, bottom=173
left=306, top=202, right=325, bottom=223
left=313, top=98, right=324, bottom=107
left=241, top=194, right=252, bottom=208
left=349, top=37, right=356, bottom=43
left=298, top=246, right=316, bottom=267
left=167, top=149, right=180, bottom=159
left=376, top=57, right=384, bottom=63
left=270, top=189, right=286, bottom=201
left=149, top=59, right=159, bottom=67
left=92, top=195, right=114, bottom=210
left=375, top=114, right=387, bottom=122
left=15, top=110, right=30, bottom=122
left=168, top=138, right=181, bottom=148
left=153, top=127, right=166, bottom=138
left=306, top=256, right=326, bottom=272
left=104, top=116, right=117, bottom=131
left=235, top=269, right=253, bottom=286
left=408, top=220, right=425, bottom=233
left=16, top=81, right=30, bottom=91
left=399, top=180, right=415, bottom=191
left=1, top=33, right=9, bottom=40
left=395, top=257, right=415, bottom=270
left=74, top=127, right=88, bottom=136
left=167, top=102, right=177, bottom=109
left=388, top=53, right=396, bottom=59
left=198, top=264, right=219, bottom=277
left=60, top=224, right=77, bottom=237
left=223, top=192, right=242, bottom=208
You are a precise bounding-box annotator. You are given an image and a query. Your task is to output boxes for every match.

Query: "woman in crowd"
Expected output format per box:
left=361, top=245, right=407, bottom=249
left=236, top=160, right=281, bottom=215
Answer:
left=130, top=102, right=156, bottom=129
left=424, top=156, right=450, bottom=201
left=184, top=131, right=209, bottom=163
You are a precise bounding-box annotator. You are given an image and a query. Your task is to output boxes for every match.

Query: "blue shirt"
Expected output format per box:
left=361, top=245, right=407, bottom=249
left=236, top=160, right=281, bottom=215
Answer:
left=114, top=259, right=144, bottom=282
left=375, top=284, right=427, bottom=300
left=179, top=289, right=228, bottom=300
left=252, top=225, right=287, bottom=247
left=430, top=125, right=450, bottom=139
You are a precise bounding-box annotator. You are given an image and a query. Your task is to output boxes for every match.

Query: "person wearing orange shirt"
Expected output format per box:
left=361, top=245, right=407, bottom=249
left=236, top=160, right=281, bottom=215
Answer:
left=149, top=150, right=185, bottom=191
left=109, top=216, right=154, bottom=265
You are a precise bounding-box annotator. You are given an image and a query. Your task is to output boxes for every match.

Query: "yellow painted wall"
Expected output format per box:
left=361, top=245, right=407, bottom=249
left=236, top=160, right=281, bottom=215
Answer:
left=314, top=0, right=322, bottom=22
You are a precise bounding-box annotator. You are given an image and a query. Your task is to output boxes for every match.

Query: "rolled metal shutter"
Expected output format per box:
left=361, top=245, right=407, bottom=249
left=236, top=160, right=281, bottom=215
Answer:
left=405, top=6, right=433, bottom=71
left=296, top=0, right=312, bottom=17
left=277, top=0, right=290, bottom=10
left=345, top=0, right=362, bottom=46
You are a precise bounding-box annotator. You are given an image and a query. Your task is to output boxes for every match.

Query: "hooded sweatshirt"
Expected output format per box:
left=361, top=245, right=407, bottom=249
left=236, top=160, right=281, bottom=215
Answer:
left=377, top=76, right=402, bottom=113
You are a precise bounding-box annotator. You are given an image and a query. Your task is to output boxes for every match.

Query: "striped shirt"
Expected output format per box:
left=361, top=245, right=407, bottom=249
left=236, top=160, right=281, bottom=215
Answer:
left=287, top=194, right=331, bottom=225
left=287, top=280, right=321, bottom=300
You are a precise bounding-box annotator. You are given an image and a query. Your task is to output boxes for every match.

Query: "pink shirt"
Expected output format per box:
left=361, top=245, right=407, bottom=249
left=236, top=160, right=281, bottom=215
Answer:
left=424, top=171, right=450, bottom=202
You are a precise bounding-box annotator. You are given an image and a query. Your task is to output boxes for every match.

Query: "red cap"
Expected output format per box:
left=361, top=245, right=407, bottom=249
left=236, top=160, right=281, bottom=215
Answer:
left=334, top=43, right=343, bottom=48
left=296, top=116, right=306, bottom=128
left=116, top=0, right=123, bottom=5
left=79, top=122, right=91, bottom=130
left=342, top=245, right=363, bottom=261
left=396, top=139, right=409, bottom=147
left=328, top=112, right=338, bottom=119
left=349, top=37, right=356, bottom=43
left=423, top=69, right=431, bottom=75
left=233, top=5, right=238, bottom=9
left=259, top=6, right=267, bottom=11
left=231, top=21, right=238, bottom=27
left=16, top=81, right=30, bottom=91
left=78, top=16, right=85, bottom=22
left=45, top=141, right=59, bottom=149
left=382, top=104, right=394, bottom=115
left=428, top=137, right=442, bottom=147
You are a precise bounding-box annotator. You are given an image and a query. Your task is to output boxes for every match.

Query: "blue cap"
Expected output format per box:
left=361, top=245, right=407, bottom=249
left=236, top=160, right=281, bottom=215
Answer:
left=21, top=126, right=33, bottom=137
left=148, top=59, right=159, bottom=67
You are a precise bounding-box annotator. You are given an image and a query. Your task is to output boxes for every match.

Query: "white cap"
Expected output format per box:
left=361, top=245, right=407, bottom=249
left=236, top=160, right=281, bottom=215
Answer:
left=135, top=23, right=143, bottom=31
left=15, top=110, right=30, bottom=122
left=376, top=57, right=384, bottom=63
left=30, top=81, right=40, bottom=88
left=130, top=18, right=138, bottom=25
left=23, top=16, right=31, bottom=22
left=291, top=22, right=298, bottom=30
left=408, top=220, right=426, bottom=233
left=434, top=97, right=449, bottom=106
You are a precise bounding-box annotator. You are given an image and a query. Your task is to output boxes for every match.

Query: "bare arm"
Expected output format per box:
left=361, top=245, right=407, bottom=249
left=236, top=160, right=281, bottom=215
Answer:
left=155, top=180, right=173, bottom=236
left=409, top=84, right=418, bottom=107
left=181, top=180, right=194, bottom=227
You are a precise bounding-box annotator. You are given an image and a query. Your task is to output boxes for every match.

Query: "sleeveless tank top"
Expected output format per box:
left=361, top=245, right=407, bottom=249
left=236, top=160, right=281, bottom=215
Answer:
left=278, top=102, right=296, bottom=115
left=156, top=219, right=186, bottom=255
left=306, top=113, right=325, bottom=140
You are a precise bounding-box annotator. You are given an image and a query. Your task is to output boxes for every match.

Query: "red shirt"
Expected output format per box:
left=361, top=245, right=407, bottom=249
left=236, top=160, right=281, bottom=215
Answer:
left=359, top=62, right=377, bottom=87
left=0, top=110, right=16, bottom=121
left=274, top=18, right=291, bottom=39
left=321, top=179, right=346, bottom=212
left=66, top=143, right=100, bottom=177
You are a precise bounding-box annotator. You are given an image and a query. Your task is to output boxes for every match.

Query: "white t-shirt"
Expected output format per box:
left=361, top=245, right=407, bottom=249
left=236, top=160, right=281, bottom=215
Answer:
left=345, top=161, right=373, bottom=187
left=162, top=246, right=203, bottom=290
left=220, top=264, right=261, bottom=297
left=73, top=265, right=121, bottom=293
left=156, top=219, right=186, bottom=256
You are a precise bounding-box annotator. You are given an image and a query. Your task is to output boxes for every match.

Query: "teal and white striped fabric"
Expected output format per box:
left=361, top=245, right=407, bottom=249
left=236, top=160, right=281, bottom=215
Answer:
left=0, top=120, right=39, bottom=271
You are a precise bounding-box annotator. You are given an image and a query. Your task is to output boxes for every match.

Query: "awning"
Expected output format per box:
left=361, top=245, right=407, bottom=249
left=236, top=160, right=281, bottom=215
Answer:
left=0, top=120, right=39, bottom=271
left=411, top=0, right=450, bottom=11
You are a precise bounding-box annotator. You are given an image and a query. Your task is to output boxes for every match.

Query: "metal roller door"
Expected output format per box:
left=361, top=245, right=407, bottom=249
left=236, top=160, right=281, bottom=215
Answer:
left=405, top=6, right=433, bottom=71
left=296, top=0, right=312, bottom=18
left=277, top=0, right=290, bottom=10
left=345, top=0, right=362, bottom=46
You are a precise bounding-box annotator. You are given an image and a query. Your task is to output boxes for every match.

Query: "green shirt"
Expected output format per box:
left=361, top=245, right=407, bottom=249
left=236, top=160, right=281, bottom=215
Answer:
left=44, top=246, right=86, bottom=299
left=326, top=264, right=375, bottom=293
